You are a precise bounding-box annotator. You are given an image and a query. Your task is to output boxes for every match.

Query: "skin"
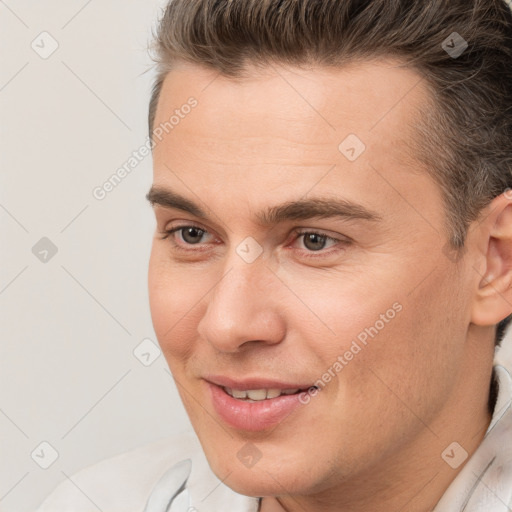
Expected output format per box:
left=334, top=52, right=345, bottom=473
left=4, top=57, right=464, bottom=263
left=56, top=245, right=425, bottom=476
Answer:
left=147, top=59, right=512, bottom=512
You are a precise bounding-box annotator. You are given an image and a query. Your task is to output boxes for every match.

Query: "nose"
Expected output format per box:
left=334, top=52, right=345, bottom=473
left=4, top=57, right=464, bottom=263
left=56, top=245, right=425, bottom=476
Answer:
left=196, top=256, right=286, bottom=353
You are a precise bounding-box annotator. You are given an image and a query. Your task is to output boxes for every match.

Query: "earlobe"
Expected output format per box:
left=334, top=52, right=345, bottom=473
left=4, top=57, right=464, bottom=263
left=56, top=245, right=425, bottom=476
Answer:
left=470, top=193, right=512, bottom=327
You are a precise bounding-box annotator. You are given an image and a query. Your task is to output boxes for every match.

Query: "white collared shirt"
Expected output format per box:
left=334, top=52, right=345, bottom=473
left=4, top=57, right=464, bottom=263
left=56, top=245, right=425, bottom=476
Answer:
left=36, top=360, right=512, bottom=511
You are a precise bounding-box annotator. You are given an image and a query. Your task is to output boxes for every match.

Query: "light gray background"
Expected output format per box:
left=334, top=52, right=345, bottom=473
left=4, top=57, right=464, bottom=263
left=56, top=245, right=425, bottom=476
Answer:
left=0, top=2, right=194, bottom=511
left=1, top=3, right=512, bottom=512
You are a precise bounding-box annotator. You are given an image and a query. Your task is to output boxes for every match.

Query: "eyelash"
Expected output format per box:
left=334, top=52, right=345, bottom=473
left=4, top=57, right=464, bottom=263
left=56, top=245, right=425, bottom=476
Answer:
left=160, top=225, right=350, bottom=259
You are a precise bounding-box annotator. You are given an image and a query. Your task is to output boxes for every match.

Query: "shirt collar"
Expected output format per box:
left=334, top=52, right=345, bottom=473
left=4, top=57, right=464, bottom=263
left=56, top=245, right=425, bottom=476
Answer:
left=433, top=363, right=512, bottom=511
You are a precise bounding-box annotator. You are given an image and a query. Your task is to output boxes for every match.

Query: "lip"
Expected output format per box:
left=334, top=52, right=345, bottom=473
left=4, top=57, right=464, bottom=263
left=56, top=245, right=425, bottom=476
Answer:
left=205, top=376, right=316, bottom=432
left=205, top=375, right=314, bottom=390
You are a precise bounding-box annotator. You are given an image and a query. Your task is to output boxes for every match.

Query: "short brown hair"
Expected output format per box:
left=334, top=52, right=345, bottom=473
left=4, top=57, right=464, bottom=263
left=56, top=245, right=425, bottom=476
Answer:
left=148, top=0, right=512, bottom=341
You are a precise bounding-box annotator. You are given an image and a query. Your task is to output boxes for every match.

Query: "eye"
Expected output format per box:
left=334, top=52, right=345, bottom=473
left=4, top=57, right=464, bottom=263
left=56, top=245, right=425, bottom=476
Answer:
left=296, top=232, right=335, bottom=251
left=161, top=225, right=215, bottom=248
left=160, top=224, right=350, bottom=258
left=292, top=229, right=350, bottom=257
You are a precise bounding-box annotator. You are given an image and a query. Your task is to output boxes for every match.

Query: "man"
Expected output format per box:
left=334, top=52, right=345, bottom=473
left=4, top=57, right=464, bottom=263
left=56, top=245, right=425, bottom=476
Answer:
left=37, top=0, right=512, bottom=510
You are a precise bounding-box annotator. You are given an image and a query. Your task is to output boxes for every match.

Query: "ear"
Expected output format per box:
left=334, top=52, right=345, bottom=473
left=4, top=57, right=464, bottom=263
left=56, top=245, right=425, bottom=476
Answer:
left=471, top=191, right=512, bottom=326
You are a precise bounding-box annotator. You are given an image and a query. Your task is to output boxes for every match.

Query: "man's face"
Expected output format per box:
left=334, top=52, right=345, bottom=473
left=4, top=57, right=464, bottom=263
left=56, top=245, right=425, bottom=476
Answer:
left=148, top=60, right=482, bottom=497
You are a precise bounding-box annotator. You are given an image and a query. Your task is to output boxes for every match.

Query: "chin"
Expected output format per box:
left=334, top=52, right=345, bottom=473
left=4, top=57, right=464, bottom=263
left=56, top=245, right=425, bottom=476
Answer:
left=222, top=469, right=309, bottom=498
left=204, top=445, right=324, bottom=498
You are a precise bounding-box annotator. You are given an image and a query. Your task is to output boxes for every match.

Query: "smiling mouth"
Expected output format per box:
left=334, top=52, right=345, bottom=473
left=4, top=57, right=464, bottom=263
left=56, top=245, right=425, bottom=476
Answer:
left=223, top=387, right=316, bottom=401
left=209, top=381, right=319, bottom=430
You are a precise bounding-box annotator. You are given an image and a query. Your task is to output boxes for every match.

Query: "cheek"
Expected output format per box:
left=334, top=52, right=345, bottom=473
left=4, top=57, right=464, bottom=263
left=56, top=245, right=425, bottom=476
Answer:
left=295, top=262, right=465, bottom=395
left=337, top=268, right=467, bottom=419
left=280, top=268, right=405, bottom=363
left=148, top=247, right=204, bottom=361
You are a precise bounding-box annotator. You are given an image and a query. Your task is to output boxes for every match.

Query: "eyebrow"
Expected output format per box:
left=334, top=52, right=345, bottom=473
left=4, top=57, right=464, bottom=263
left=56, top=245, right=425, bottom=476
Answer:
left=146, top=186, right=382, bottom=226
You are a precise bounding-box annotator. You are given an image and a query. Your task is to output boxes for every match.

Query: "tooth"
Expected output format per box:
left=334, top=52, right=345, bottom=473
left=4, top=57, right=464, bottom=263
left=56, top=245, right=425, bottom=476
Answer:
left=224, top=387, right=233, bottom=396
left=281, top=388, right=300, bottom=395
left=266, top=388, right=281, bottom=399
left=232, top=389, right=248, bottom=399
left=246, top=389, right=267, bottom=401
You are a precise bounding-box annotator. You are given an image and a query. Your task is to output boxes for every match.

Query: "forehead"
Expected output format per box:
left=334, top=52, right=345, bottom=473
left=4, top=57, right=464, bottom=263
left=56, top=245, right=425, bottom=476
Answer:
left=151, top=59, right=442, bottom=232
left=153, top=58, right=428, bottom=155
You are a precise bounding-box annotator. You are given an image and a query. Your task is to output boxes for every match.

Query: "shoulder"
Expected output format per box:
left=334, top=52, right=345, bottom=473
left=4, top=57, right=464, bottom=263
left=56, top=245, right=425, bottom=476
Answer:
left=35, top=431, right=204, bottom=512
